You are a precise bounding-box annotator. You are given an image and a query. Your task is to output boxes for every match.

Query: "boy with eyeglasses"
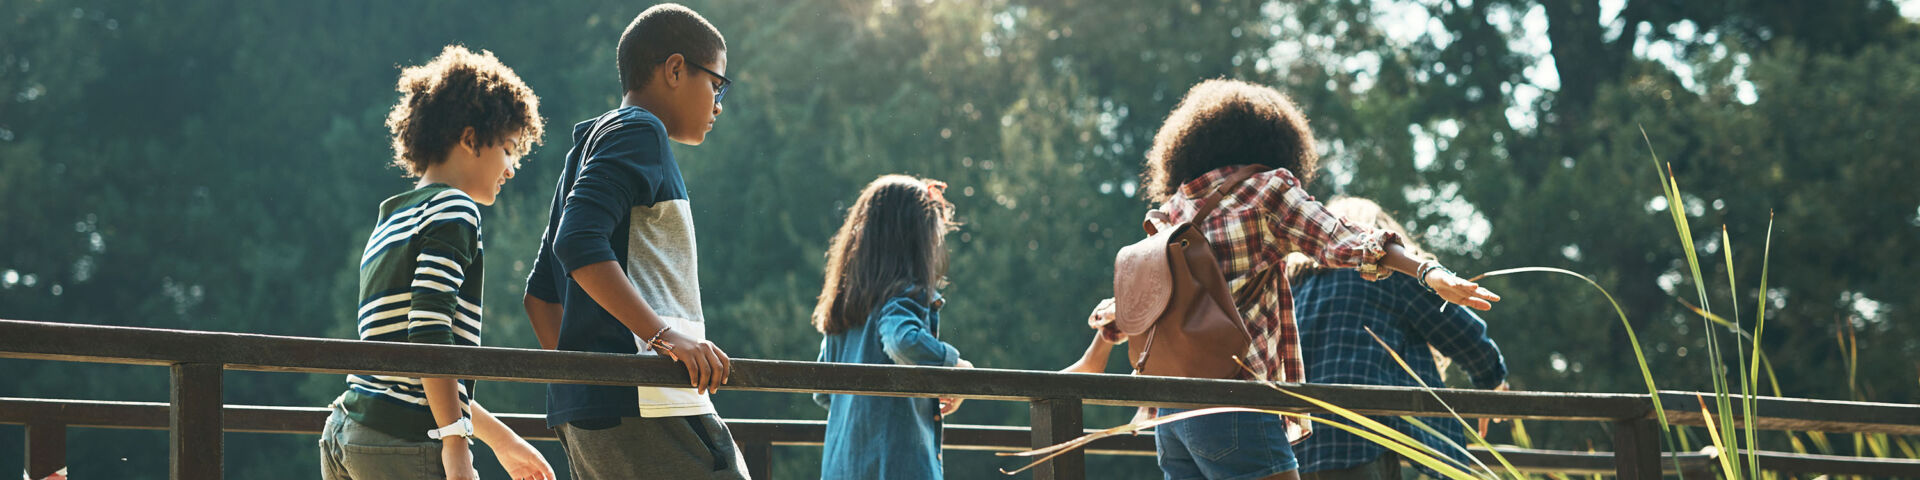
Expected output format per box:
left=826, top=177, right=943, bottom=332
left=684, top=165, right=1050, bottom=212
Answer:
left=521, top=4, right=744, bottom=479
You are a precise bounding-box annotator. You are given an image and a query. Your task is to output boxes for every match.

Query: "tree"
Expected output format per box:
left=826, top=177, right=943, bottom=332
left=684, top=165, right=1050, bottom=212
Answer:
left=4, top=0, right=1916, bottom=476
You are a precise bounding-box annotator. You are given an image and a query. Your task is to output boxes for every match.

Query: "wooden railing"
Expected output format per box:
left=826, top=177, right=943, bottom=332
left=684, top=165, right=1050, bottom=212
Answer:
left=3, top=319, right=1918, bottom=479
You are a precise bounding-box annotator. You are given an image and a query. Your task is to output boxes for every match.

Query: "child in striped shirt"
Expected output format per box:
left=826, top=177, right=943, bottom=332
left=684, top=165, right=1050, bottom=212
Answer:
left=320, top=45, right=553, bottom=480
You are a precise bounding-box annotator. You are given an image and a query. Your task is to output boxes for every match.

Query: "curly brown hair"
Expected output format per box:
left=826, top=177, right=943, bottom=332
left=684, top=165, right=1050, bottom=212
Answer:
left=1142, top=79, right=1318, bottom=202
left=385, top=45, right=544, bottom=176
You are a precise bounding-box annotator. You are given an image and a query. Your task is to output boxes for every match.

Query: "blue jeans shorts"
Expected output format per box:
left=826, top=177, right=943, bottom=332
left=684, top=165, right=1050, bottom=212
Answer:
left=1154, top=408, right=1299, bottom=480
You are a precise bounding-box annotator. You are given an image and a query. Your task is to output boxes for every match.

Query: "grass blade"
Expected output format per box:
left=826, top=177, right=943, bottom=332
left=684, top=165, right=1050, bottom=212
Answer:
left=1360, top=326, right=1514, bottom=477
left=1673, top=300, right=1788, bottom=400
left=1744, top=214, right=1775, bottom=480
left=1470, top=266, right=1683, bottom=472
left=1641, top=127, right=1742, bottom=478
left=996, top=405, right=1484, bottom=479
left=1398, top=416, right=1481, bottom=471
left=1807, top=431, right=1834, bottom=454
left=1696, top=395, right=1740, bottom=479
left=1720, top=225, right=1752, bottom=480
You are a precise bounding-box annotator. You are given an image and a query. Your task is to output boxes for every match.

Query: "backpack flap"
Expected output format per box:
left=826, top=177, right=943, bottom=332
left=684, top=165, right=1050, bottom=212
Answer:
left=1113, top=224, right=1183, bottom=336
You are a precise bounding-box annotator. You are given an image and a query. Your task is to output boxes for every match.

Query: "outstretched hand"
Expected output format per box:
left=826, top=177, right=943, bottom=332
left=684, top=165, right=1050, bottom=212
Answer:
left=1426, top=269, right=1501, bottom=311
left=493, top=438, right=556, bottom=480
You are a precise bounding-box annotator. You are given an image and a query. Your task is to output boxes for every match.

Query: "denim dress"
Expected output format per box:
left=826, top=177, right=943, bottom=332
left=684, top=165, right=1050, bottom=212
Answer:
left=814, top=288, right=959, bottom=480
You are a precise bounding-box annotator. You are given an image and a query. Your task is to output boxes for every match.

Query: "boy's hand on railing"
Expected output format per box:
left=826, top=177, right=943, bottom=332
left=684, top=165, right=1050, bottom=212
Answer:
left=442, top=440, right=480, bottom=480
left=656, top=329, right=732, bottom=394
left=938, top=359, right=974, bottom=419
left=494, top=437, right=556, bottom=480
left=1424, top=269, right=1501, bottom=311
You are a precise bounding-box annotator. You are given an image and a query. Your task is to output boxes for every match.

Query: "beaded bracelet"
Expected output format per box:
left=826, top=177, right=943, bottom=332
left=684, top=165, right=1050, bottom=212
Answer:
left=646, top=325, right=675, bottom=351
left=1416, top=260, right=1454, bottom=294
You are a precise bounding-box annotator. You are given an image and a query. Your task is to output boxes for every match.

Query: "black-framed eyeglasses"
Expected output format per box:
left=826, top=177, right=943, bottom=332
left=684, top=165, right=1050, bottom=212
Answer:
left=686, top=61, right=731, bottom=104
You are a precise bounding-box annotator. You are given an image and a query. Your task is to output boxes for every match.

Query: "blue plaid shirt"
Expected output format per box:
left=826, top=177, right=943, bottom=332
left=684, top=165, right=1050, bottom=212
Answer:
left=1293, top=269, right=1507, bottom=475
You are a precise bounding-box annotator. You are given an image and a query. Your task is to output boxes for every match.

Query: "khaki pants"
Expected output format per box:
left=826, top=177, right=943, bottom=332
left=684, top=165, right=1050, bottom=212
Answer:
left=319, top=405, right=444, bottom=480
left=555, top=415, right=751, bottom=480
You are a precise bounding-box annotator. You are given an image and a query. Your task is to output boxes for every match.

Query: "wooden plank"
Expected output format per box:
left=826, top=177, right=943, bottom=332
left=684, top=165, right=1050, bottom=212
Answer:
left=170, top=363, right=222, bottom=480
left=1659, top=391, right=1920, bottom=434
left=7, top=397, right=1918, bottom=478
left=0, top=320, right=1648, bottom=421
left=740, top=441, right=772, bottom=480
left=0, top=398, right=1157, bottom=453
left=1611, top=418, right=1662, bottom=480
left=1469, top=447, right=1715, bottom=476
left=2, top=320, right=1917, bottom=433
left=721, top=418, right=1159, bottom=456
left=1029, top=398, right=1084, bottom=480
left=24, top=422, right=66, bottom=479
left=1744, top=449, right=1920, bottom=477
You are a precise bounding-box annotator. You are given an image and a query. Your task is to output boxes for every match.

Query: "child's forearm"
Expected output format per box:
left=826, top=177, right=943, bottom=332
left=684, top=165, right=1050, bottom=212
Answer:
left=420, top=377, right=469, bottom=446
left=523, top=294, right=562, bottom=350
left=1062, top=333, right=1115, bottom=374
left=1380, top=242, right=1427, bottom=277
left=467, top=402, right=525, bottom=447
left=569, top=261, right=672, bottom=338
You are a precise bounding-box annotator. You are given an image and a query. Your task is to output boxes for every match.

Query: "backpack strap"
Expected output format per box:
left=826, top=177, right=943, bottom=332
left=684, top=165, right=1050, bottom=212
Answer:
left=1187, top=165, right=1269, bottom=223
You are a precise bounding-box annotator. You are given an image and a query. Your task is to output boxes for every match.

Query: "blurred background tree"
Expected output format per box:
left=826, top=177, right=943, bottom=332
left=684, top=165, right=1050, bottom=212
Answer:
left=3, top=0, right=1916, bottom=477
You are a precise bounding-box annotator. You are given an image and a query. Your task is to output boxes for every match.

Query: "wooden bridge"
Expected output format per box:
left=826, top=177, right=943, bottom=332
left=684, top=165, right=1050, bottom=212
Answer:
left=3, top=319, right=1918, bottom=479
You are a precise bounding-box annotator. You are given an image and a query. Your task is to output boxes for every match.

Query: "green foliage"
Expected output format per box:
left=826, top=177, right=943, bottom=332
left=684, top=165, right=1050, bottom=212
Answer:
left=3, top=0, right=1918, bottom=478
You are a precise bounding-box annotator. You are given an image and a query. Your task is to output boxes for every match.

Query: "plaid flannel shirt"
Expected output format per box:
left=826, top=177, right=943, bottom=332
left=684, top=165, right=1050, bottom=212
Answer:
left=1094, top=166, right=1397, bottom=422
left=1293, top=270, right=1508, bottom=475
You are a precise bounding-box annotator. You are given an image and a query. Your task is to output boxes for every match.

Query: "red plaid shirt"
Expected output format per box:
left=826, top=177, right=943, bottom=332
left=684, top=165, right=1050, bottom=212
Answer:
left=1096, top=166, right=1398, bottom=384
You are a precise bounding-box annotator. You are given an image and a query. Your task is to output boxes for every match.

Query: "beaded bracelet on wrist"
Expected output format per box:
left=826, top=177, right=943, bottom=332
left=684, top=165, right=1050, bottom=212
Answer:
left=647, top=325, right=675, bottom=350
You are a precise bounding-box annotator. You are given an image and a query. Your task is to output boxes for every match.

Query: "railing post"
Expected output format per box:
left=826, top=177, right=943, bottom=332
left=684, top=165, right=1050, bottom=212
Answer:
left=1612, top=417, right=1661, bottom=480
left=1029, top=398, right=1084, bottom=480
left=741, top=441, right=772, bottom=480
left=171, top=362, right=223, bottom=480
left=24, top=421, right=66, bottom=479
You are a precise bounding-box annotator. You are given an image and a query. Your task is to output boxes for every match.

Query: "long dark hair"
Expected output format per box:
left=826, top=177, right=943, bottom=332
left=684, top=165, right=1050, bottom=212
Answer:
left=812, top=175, right=957, bottom=335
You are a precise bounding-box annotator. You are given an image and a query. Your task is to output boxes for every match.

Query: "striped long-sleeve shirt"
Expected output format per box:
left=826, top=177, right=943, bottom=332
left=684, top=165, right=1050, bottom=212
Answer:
left=338, top=184, right=484, bottom=441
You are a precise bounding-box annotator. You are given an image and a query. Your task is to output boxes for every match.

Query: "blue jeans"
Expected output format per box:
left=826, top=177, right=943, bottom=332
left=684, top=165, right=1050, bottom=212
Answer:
left=1155, top=408, right=1299, bottom=480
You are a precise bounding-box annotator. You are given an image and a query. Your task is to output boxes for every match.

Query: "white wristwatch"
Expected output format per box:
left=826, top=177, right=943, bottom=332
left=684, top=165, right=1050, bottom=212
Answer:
left=427, top=418, right=474, bottom=440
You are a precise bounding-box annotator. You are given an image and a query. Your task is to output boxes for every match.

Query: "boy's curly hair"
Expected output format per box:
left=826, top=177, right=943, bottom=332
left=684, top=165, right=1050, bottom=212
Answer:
left=386, top=45, right=544, bottom=176
left=1142, top=79, right=1318, bottom=202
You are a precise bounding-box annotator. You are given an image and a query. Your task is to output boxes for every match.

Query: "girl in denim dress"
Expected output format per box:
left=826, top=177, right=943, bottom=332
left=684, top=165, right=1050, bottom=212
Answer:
left=811, top=175, right=974, bottom=479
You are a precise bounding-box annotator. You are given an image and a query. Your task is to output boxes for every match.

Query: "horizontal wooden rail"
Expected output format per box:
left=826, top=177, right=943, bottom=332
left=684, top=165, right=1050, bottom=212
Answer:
left=1656, top=391, right=1920, bottom=434
left=6, top=318, right=1920, bottom=479
left=0, top=319, right=1647, bottom=421
left=1720, top=449, right=1920, bottom=478
left=13, top=398, right=1920, bottom=478
left=0, top=397, right=1156, bottom=456
left=5, top=319, right=1916, bottom=433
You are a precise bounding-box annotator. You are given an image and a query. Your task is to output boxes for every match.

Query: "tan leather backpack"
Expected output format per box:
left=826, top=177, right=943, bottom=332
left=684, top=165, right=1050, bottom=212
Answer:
left=1112, top=165, right=1265, bottom=379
